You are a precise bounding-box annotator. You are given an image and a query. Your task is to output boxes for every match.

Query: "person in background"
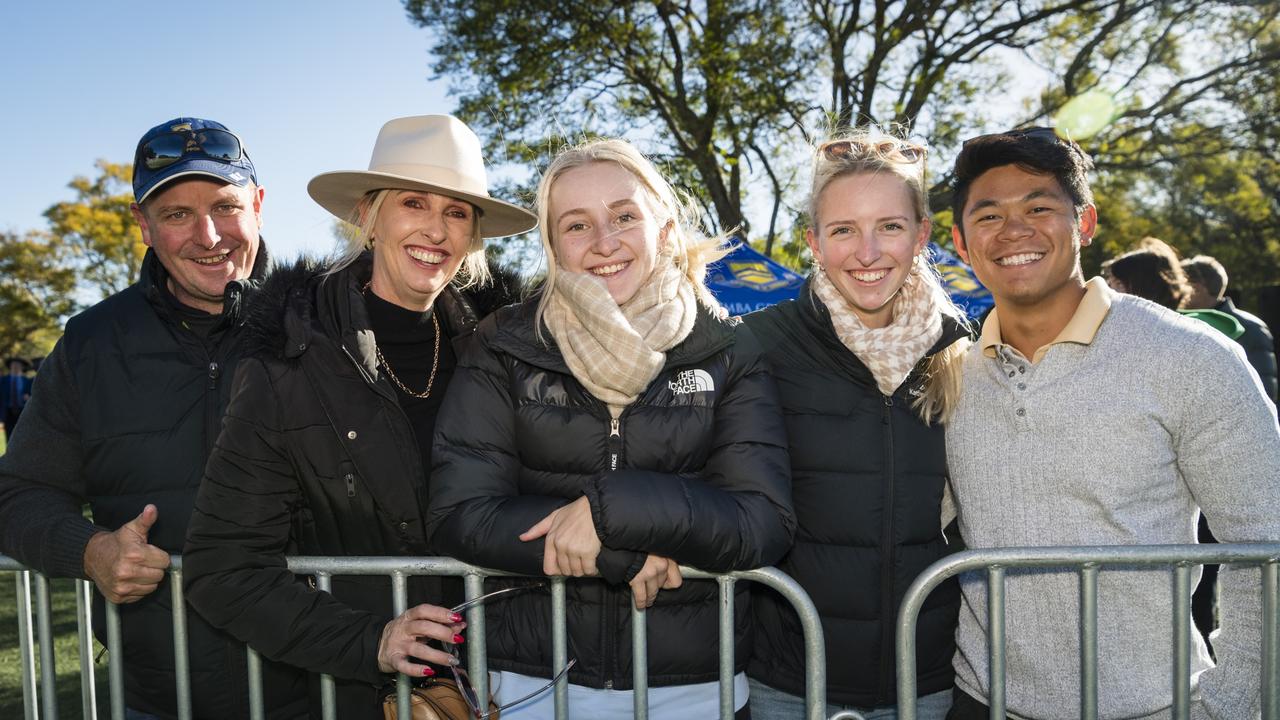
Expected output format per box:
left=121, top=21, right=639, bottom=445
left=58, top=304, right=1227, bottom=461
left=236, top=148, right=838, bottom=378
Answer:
left=1101, top=237, right=1242, bottom=338
left=945, top=126, right=1279, bottom=719
left=1182, top=254, right=1277, bottom=402
left=744, top=130, right=968, bottom=720
left=1, top=357, right=32, bottom=440
left=183, top=115, right=536, bottom=719
left=427, top=138, right=795, bottom=719
left=0, top=117, right=305, bottom=719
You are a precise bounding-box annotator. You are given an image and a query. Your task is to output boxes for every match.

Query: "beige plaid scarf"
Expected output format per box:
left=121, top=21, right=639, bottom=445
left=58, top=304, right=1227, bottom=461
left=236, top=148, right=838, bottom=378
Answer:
left=544, top=261, right=698, bottom=418
left=811, top=260, right=945, bottom=396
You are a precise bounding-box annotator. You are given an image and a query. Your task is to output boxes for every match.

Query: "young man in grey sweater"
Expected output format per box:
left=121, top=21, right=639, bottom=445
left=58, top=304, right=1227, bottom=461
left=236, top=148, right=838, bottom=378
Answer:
left=944, top=127, right=1280, bottom=719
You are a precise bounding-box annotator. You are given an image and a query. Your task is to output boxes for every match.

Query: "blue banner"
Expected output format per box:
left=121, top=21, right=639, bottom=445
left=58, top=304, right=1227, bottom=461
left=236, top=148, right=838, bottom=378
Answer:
left=706, top=240, right=992, bottom=320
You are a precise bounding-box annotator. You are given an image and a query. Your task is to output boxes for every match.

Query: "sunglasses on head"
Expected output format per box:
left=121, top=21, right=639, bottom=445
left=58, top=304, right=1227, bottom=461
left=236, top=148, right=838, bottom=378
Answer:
left=137, top=128, right=246, bottom=170
left=448, top=583, right=577, bottom=719
left=963, top=126, right=1077, bottom=151
left=1009, top=126, right=1061, bottom=142
left=819, top=138, right=927, bottom=164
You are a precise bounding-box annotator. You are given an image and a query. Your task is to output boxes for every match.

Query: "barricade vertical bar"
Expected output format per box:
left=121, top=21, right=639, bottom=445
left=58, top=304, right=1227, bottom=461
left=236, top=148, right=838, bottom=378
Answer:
left=718, top=577, right=735, bottom=720
left=1172, top=564, right=1192, bottom=720
left=551, top=578, right=569, bottom=719
left=315, top=571, right=335, bottom=720
left=987, top=566, right=1006, bottom=720
left=170, top=568, right=193, bottom=720
left=76, top=579, right=98, bottom=720
left=106, top=600, right=124, bottom=720
left=632, top=602, right=649, bottom=720
left=392, top=571, right=410, bottom=720
left=16, top=570, right=38, bottom=720
left=247, top=647, right=265, bottom=720
left=780, top=567, right=826, bottom=720
left=34, top=572, right=58, bottom=720
left=898, top=566, right=919, bottom=720
left=464, top=574, right=489, bottom=712
left=1079, top=564, right=1099, bottom=720
left=1262, top=560, right=1278, bottom=720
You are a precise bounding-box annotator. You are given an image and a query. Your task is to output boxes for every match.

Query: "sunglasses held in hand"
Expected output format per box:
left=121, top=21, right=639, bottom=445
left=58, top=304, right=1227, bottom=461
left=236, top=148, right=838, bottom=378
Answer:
left=448, top=583, right=577, bottom=719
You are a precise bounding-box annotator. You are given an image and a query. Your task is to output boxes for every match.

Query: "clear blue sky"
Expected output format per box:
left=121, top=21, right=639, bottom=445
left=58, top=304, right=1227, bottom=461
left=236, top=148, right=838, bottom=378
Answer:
left=0, top=1, right=460, bottom=263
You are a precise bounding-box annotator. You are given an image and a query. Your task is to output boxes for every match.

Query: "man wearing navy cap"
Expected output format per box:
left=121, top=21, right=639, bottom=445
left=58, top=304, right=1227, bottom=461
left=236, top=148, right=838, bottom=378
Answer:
left=0, top=118, right=304, bottom=719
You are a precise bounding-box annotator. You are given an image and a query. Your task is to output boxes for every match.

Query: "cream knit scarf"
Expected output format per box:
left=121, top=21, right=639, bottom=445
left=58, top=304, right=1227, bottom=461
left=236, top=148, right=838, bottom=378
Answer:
left=812, top=260, right=946, bottom=396
left=544, top=261, right=698, bottom=418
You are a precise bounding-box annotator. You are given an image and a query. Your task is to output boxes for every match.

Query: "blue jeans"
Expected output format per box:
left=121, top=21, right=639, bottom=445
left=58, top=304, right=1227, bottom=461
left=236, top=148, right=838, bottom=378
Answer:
left=748, top=677, right=952, bottom=720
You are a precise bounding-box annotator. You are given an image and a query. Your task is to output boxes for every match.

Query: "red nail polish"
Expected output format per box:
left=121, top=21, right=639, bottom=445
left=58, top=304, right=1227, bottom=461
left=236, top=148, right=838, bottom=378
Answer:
left=453, top=634, right=465, bottom=644
left=450, top=612, right=464, bottom=623
left=423, top=666, right=435, bottom=677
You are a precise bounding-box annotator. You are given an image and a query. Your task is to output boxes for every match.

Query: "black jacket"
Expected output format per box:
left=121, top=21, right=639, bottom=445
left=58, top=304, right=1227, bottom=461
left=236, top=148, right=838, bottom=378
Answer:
left=1216, top=297, right=1277, bottom=402
left=743, top=280, right=966, bottom=708
left=427, top=297, right=795, bottom=689
left=183, top=254, right=503, bottom=720
left=0, top=246, right=307, bottom=720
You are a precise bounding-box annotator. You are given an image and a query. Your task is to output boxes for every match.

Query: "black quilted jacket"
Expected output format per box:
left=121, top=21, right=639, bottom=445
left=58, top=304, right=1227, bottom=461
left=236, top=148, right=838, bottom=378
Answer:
left=426, top=296, right=796, bottom=690
left=743, top=278, right=967, bottom=707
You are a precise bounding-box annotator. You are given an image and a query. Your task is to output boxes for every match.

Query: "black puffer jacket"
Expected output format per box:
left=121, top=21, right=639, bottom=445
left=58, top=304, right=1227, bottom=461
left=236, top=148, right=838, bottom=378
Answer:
left=427, top=297, right=795, bottom=689
left=0, top=246, right=308, bottom=720
left=183, top=254, right=505, bottom=720
left=743, top=279, right=967, bottom=708
left=1216, top=297, right=1277, bottom=402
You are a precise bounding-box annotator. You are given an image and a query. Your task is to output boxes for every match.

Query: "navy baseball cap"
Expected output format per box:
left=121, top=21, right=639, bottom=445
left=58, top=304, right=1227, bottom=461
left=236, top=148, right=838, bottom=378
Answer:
left=132, top=117, right=258, bottom=203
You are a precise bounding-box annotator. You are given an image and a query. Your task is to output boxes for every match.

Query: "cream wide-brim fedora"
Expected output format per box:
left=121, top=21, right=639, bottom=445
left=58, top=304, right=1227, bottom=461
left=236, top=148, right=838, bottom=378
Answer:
left=308, top=114, right=536, bottom=238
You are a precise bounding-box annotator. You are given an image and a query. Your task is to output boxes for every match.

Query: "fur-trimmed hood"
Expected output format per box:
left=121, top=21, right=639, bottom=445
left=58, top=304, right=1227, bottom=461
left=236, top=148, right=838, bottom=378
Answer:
left=241, top=252, right=524, bottom=363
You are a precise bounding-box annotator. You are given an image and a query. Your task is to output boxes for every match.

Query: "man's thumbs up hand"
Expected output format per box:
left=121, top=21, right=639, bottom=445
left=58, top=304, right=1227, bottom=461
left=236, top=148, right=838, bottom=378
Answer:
left=83, top=504, right=171, bottom=603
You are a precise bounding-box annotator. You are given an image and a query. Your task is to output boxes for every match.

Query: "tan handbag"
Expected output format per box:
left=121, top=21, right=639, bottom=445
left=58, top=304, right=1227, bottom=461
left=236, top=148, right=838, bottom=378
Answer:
left=381, top=677, right=500, bottom=720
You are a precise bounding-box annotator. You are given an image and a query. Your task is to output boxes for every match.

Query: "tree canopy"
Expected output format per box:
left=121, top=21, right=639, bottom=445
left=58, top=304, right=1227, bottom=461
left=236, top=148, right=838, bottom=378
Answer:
left=3, top=161, right=144, bottom=357
left=43, top=160, right=146, bottom=299
left=0, top=230, right=79, bottom=358
left=405, top=0, right=1280, bottom=286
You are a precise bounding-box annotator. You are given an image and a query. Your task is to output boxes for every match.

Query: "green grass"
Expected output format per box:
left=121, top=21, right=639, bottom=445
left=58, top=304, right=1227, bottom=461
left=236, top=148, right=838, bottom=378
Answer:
left=0, top=573, right=110, bottom=718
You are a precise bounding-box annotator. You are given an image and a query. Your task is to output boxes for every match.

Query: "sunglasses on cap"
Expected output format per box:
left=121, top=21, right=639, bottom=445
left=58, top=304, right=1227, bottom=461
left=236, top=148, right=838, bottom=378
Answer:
left=136, top=128, right=247, bottom=171
left=819, top=137, right=927, bottom=164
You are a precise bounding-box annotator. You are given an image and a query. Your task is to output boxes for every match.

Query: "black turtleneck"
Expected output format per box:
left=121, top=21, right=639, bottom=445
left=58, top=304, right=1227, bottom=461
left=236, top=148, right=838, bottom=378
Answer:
left=362, top=290, right=457, bottom=478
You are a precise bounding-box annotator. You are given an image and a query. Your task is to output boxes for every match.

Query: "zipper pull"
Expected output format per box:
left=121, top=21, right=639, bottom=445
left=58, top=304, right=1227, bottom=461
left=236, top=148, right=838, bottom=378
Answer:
left=608, top=417, right=621, bottom=471
left=207, top=361, right=220, bottom=390
left=344, top=473, right=356, bottom=498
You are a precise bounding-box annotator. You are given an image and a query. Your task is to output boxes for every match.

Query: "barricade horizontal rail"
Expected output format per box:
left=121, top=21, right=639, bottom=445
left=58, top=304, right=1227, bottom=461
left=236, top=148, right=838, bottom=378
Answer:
left=895, top=543, right=1280, bottom=720
left=1, top=555, right=827, bottom=720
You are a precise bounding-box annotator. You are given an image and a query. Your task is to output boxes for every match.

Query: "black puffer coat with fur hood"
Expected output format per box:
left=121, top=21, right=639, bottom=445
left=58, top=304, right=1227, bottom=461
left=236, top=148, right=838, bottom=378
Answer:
left=183, top=252, right=517, bottom=720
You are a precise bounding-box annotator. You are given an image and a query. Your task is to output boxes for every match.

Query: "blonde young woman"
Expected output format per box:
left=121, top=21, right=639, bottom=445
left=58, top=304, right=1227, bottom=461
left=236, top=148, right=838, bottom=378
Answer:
left=183, top=115, right=536, bottom=719
left=744, top=132, right=970, bottom=720
left=427, top=138, right=795, bottom=719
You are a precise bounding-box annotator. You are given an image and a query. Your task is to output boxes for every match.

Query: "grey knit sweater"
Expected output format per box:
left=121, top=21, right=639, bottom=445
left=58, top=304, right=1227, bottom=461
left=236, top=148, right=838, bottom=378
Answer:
left=947, top=290, right=1280, bottom=720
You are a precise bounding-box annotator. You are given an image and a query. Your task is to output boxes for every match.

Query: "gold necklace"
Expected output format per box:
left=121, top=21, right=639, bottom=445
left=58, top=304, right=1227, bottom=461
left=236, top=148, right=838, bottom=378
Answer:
left=364, top=281, right=441, bottom=399
left=374, top=311, right=440, bottom=399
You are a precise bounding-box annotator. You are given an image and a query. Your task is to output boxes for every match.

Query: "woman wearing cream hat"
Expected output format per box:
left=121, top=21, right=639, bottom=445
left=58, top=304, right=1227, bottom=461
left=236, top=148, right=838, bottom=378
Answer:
left=183, top=115, right=536, bottom=719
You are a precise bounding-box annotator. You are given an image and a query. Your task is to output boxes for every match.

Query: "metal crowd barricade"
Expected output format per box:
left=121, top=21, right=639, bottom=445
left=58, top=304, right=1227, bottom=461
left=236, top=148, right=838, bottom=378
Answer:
left=2, top=555, right=828, bottom=720
left=895, top=543, right=1280, bottom=720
